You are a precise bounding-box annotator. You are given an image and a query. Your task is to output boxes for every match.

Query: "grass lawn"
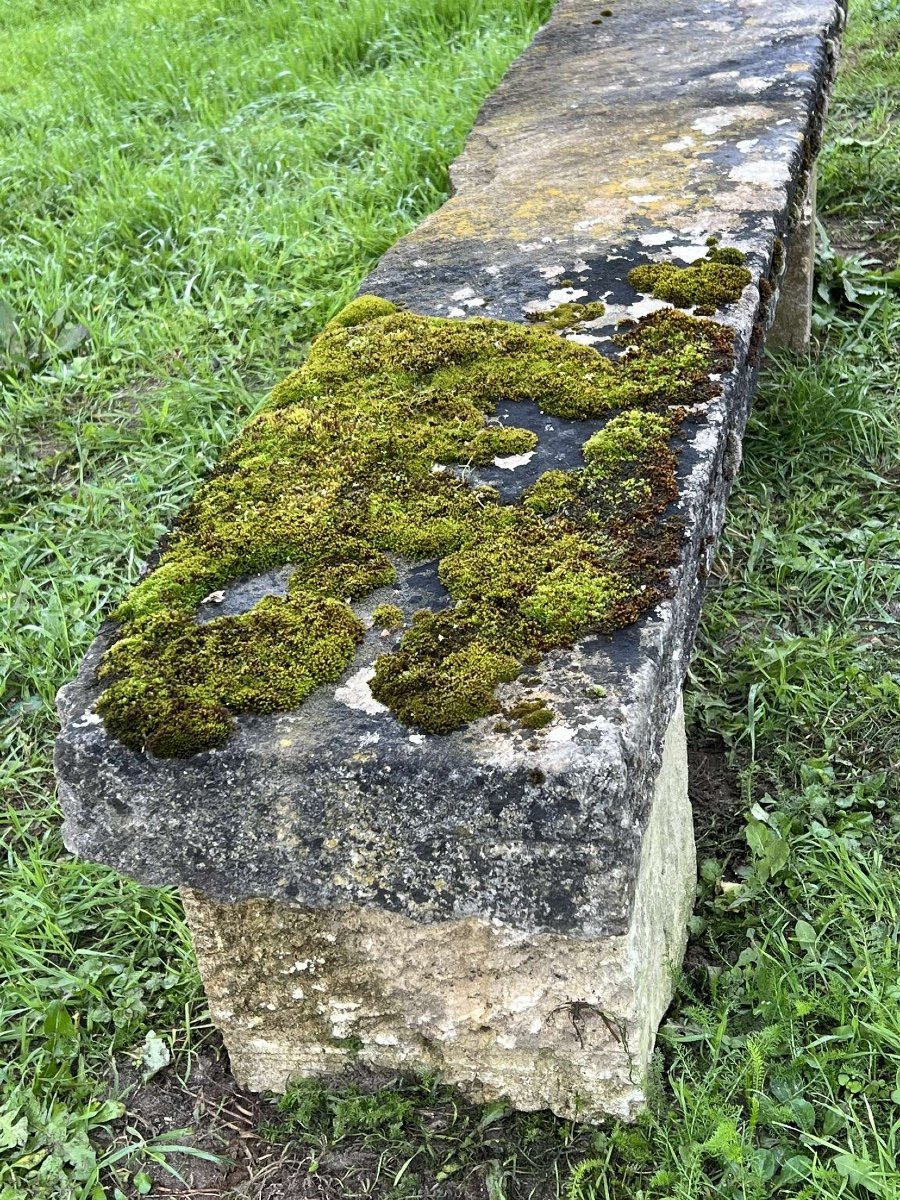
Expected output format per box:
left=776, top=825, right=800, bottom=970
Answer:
left=1, top=0, right=899, bottom=1197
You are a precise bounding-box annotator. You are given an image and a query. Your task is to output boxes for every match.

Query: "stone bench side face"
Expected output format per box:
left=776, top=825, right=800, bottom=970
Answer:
left=54, top=0, right=844, bottom=1122
left=182, top=699, right=692, bottom=1124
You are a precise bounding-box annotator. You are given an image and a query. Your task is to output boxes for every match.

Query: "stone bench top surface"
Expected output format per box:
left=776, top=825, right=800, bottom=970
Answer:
left=56, top=0, right=843, bottom=937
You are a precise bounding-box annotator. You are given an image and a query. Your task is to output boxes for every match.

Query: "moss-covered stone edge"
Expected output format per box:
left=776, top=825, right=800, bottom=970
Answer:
left=96, top=257, right=743, bottom=756
left=627, top=240, right=752, bottom=314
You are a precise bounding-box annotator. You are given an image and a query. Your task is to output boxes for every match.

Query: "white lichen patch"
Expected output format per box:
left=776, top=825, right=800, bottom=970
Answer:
left=737, top=76, right=773, bottom=93
left=493, top=451, right=536, bottom=471
left=639, top=230, right=677, bottom=246
left=566, top=332, right=607, bottom=346
left=627, top=297, right=671, bottom=319
left=661, top=136, right=694, bottom=152
left=584, top=296, right=670, bottom=329
left=523, top=285, right=588, bottom=317
left=670, top=244, right=711, bottom=264
left=691, top=108, right=739, bottom=135
left=449, top=289, right=487, bottom=310
left=334, top=668, right=388, bottom=716
left=699, top=19, right=737, bottom=33
left=547, top=286, right=588, bottom=305
left=285, top=959, right=319, bottom=974
left=735, top=138, right=760, bottom=152
left=729, top=158, right=791, bottom=187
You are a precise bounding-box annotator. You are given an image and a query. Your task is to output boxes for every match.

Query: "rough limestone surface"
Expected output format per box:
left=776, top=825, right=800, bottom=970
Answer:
left=769, top=167, right=817, bottom=352
left=182, top=700, right=692, bottom=1123
left=55, top=0, right=844, bottom=1119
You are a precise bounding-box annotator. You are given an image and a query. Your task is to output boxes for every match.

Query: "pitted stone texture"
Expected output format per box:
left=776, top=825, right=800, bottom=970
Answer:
left=183, top=702, right=693, bottom=1123
left=56, top=2, right=842, bottom=934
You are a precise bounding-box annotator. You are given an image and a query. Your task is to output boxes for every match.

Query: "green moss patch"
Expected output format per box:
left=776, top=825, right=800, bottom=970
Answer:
left=99, top=597, right=363, bottom=758
left=371, top=603, right=404, bottom=630
left=507, top=698, right=555, bottom=729
left=628, top=246, right=751, bottom=310
left=526, top=300, right=607, bottom=330
left=98, top=297, right=735, bottom=754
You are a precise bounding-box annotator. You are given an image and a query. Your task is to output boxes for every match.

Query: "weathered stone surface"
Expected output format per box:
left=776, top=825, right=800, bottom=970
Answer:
left=769, top=167, right=817, bottom=352
left=56, top=0, right=843, bottom=930
left=54, top=0, right=844, bottom=1120
left=183, top=699, right=693, bottom=1123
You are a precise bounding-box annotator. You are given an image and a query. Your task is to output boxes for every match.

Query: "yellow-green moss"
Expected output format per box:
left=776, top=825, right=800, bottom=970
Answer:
left=328, top=294, right=397, bottom=327
left=706, top=246, right=747, bottom=267
left=526, top=300, right=607, bottom=331
left=628, top=246, right=750, bottom=310
left=98, top=293, right=736, bottom=754
left=371, top=603, right=404, bottom=630
left=772, top=237, right=785, bottom=275
left=99, top=597, right=363, bottom=756
left=507, top=697, right=554, bottom=729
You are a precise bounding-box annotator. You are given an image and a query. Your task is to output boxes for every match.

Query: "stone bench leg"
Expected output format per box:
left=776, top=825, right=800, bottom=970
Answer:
left=181, top=696, right=695, bottom=1124
left=768, top=166, right=817, bottom=353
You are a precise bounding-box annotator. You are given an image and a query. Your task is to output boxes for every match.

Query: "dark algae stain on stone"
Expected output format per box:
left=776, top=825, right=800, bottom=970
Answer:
left=98, top=285, right=739, bottom=755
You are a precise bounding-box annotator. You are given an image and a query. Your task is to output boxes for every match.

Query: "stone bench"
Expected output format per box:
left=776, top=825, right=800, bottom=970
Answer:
left=55, top=0, right=844, bottom=1123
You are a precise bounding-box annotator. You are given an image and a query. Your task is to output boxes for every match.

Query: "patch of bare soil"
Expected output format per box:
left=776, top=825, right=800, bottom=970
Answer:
left=101, top=1046, right=539, bottom=1199
left=687, top=736, right=744, bottom=859
left=101, top=1039, right=302, bottom=1199
left=824, top=216, right=899, bottom=268
left=684, top=735, right=747, bottom=975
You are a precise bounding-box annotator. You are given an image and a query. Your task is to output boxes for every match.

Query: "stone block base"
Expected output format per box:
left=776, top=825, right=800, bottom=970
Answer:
left=769, top=166, right=817, bottom=353
left=182, top=699, right=695, bottom=1124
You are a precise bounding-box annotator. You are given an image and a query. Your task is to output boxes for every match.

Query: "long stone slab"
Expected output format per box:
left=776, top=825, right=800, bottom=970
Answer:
left=55, top=0, right=844, bottom=1120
